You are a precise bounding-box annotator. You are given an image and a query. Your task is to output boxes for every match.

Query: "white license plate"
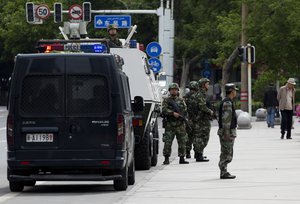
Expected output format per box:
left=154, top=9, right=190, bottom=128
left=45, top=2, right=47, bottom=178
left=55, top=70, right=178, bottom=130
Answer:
left=26, top=133, right=54, bottom=143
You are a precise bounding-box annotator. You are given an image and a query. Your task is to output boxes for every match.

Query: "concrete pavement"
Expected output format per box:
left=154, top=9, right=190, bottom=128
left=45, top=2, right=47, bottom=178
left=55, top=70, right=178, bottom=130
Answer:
left=118, top=118, right=300, bottom=204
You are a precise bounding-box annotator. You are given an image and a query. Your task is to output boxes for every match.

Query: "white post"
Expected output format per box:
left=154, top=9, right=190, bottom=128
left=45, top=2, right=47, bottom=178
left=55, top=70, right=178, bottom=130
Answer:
left=164, top=1, right=173, bottom=86
left=158, top=1, right=164, bottom=74
left=169, top=0, right=175, bottom=85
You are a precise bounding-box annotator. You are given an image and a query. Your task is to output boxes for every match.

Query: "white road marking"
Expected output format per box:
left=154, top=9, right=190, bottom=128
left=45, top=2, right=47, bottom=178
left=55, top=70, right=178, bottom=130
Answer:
left=0, top=182, right=47, bottom=203
left=0, top=193, right=21, bottom=203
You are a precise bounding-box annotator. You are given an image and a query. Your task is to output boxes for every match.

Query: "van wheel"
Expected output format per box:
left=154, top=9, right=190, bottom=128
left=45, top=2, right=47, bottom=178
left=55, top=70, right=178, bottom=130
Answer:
left=151, top=121, right=159, bottom=166
left=24, top=181, right=36, bottom=186
left=128, top=159, right=135, bottom=185
left=9, top=181, right=24, bottom=192
left=135, top=126, right=151, bottom=170
left=113, top=167, right=128, bottom=191
left=151, top=140, right=158, bottom=166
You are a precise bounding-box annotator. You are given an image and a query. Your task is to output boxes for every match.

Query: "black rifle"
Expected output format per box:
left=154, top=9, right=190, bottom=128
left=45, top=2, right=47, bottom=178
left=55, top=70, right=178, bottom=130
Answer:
left=168, top=99, right=192, bottom=131
left=206, top=99, right=218, bottom=120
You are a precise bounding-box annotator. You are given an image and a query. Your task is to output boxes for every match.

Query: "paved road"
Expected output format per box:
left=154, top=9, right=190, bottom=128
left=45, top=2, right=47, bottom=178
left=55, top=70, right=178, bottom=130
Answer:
left=119, top=117, right=300, bottom=204
left=1, top=106, right=300, bottom=203
left=0, top=107, right=173, bottom=204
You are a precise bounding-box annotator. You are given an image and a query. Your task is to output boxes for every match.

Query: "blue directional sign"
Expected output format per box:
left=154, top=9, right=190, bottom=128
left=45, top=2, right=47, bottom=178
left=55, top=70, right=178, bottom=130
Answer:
left=202, top=68, right=212, bottom=78
left=146, top=42, right=162, bottom=58
left=94, top=15, right=131, bottom=28
left=148, top=58, right=162, bottom=73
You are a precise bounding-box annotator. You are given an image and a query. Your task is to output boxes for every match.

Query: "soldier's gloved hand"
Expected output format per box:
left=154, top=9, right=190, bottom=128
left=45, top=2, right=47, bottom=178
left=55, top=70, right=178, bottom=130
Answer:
left=223, top=134, right=235, bottom=141
left=173, top=112, right=181, bottom=118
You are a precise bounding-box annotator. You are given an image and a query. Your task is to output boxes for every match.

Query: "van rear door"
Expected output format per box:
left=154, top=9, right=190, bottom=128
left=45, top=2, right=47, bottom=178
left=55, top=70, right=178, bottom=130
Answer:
left=17, top=56, right=65, bottom=151
left=61, top=55, right=116, bottom=155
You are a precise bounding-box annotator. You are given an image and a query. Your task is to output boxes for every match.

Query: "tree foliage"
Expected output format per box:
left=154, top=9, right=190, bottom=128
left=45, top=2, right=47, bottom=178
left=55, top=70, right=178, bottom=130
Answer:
left=0, top=0, right=300, bottom=86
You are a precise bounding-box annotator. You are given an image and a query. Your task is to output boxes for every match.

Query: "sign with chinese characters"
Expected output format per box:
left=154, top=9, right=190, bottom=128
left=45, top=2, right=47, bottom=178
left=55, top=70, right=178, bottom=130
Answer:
left=94, top=15, right=131, bottom=28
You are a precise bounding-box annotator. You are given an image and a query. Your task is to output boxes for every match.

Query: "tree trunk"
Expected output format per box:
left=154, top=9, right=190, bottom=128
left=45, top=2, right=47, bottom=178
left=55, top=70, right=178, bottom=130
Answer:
left=221, top=47, right=239, bottom=97
left=180, top=55, right=201, bottom=97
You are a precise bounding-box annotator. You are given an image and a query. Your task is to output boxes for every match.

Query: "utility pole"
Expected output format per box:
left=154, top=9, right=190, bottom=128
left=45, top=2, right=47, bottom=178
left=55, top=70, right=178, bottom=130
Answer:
left=240, top=2, right=248, bottom=112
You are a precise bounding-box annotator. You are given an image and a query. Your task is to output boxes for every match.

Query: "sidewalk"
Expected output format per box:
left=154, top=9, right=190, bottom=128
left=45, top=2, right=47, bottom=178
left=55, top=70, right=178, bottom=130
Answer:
left=120, top=118, right=300, bottom=204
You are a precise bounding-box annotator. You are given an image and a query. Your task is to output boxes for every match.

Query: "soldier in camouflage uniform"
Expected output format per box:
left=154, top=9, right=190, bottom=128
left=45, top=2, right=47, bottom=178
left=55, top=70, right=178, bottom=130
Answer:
left=193, top=78, right=213, bottom=162
left=107, top=25, right=122, bottom=47
left=162, top=83, right=189, bottom=165
left=217, top=83, right=238, bottom=179
left=183, top=81, right=199, bottom=158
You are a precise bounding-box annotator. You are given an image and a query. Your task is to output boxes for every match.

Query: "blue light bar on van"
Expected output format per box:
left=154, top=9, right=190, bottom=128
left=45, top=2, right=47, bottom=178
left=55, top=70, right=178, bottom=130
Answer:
left=80, top=44, right=107, bottom=53
left=39, top=43, right=108, bottom=53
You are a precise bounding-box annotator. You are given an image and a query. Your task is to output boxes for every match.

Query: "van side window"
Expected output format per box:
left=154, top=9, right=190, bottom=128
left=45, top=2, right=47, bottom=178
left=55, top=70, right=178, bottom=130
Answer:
left=142, top=56, right=150, bottom=75
left=20, top=75, right=63, bottom=116
left=67, top=75, right=111, bottom=117
left=120, top=76, right=131, bottom=111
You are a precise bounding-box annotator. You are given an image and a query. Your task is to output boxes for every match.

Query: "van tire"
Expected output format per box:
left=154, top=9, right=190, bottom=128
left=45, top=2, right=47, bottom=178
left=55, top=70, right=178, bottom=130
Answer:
left=151, top=121, right=159, bottom=166
left=113, top=167, right=128, bottom=191
left=9, top=181, right=24, bottom=192
left=128, top=159, right=135, bottom=185
left=135, top=126, right=151, bottom=170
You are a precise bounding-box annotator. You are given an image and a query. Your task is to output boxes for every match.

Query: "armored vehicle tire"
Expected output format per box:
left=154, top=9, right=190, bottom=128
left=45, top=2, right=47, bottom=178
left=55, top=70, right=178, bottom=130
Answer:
left=135, top=126, right=151, bottom=170
left=24, top=181, right=36, bottom=186
left=113, top=167, right=128, bottom=191
left=128, top=159, right=135, bottom=185
left=151, top=121, right=159, bottom=166
left=9, top=181, right=24, bottom=192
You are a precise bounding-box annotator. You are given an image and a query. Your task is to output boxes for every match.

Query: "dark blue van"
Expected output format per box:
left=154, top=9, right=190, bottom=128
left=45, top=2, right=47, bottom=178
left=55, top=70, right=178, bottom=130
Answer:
left=7, top=53, right=140, bottom=191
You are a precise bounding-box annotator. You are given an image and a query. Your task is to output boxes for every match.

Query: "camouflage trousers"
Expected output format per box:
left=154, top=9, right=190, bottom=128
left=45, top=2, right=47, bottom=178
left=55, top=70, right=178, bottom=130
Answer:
left=193, top=120, right=211, bottom=154
left=163, top=123, right=187, bottom=157
left=218, top=129, right=236, bottom=175
left=185, top=127, right=195, bottom=153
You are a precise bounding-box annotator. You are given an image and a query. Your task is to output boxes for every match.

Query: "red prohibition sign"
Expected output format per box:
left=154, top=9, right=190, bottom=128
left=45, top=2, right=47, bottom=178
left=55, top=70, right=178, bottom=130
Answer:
left=36, top=4, right=51, bottom=20
left=69, top=4, right=83, bottom=20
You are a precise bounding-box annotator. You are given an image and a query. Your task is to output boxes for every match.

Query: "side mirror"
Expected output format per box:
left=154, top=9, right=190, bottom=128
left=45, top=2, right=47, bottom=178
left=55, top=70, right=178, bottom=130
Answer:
left=132, top=96, right=144, bottom=112
left=160, top=88, right=168, bottom=96
left=157, top=72, right=167, bottom=87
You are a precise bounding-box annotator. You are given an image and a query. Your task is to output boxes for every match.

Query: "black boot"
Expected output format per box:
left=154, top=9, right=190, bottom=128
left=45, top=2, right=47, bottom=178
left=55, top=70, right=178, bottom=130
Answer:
left=179, top=156, right=189, bottom=164
left=196, top=153, right=209, bottom=162
left=281, top=131, right=285, bottom=139
left=220, top=172, right=236, bottom=179
left=163, top=156, right=169, bottom=165
left=186, top=151, right=191, bottom=159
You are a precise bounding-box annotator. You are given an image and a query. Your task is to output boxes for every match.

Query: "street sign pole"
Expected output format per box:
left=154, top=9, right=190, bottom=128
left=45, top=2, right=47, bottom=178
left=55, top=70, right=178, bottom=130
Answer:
left=247, top=44, right=252, bottom=117
left=26, top=1, right=175, bottom=86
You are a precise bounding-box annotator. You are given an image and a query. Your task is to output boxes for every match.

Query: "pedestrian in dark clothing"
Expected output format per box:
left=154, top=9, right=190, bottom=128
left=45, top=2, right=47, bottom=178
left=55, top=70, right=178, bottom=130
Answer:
left=263, top=83, right=279, bottom=128
left=277, top=78, right=296, bottom=139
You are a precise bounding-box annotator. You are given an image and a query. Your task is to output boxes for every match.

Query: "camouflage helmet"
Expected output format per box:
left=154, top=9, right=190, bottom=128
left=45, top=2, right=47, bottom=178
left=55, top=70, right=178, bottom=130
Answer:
left=168, top=83, right=179, bottom=91
left=107, top=24, right=118, bottom=32
left=189, top=81, right=199, bottom=90
left=198, top=78, right=210, bottom=87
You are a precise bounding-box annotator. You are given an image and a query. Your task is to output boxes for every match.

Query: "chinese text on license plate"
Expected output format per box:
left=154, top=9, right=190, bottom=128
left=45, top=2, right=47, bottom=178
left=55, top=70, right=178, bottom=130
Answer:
left=26, top=133, right=54, bottom=142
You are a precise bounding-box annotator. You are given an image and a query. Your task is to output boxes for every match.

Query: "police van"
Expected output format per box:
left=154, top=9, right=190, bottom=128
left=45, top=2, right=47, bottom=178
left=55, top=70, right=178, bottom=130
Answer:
left=7, top=39, right=141, bottom=192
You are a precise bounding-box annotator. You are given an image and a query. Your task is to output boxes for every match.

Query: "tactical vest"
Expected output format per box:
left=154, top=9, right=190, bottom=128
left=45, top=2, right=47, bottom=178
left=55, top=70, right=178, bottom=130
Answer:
left=218, top=97, right=237, bottom=129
